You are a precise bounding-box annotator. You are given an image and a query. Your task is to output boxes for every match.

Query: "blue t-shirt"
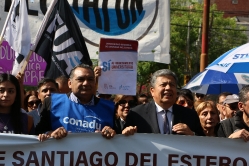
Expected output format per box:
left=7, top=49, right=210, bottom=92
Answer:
left=50, top=94, right=115, bottom=133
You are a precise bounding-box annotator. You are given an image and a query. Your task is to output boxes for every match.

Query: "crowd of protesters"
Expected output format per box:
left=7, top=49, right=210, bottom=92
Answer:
left=1, top=64, right=249, bottom=142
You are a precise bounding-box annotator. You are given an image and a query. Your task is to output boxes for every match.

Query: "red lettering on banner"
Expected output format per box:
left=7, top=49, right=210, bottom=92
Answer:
left=125, top=153, right=138, bottom=166
left=26, top=151, right=39, bottom=166
left=181, top=155, right=191, bottom=166
left=219, top=156, right=231, bottom=166
left=90, top=151, right=102, bottom=166
left=57, top=151, right=68, bottom=166
left=168, top=154, right=178, bottom=166
left=193, top=155, right=205, bottom=166
left=233, top=157, right=247, bottom=166
left=141, top=153, right=150, bottom=165
left=105, top=152, right=118, bottom=166
left=12, top=151, right=24, bottom=166
left=206, top=156, right=216, bottom=166
left=75, top=151, right=88, bottom=166
left=0, top=151, right=5, bottom=166
left=42, top=151, right=55, bottom=165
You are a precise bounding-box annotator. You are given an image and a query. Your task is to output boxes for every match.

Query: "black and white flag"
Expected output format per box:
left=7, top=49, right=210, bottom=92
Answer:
left=4, top=0, right=31, bottom=75
left=32, top=0, right=92, bottom=79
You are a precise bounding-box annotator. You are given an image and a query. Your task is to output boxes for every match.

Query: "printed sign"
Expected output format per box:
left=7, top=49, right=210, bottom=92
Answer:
left=98, top=38, right=138, bottom=95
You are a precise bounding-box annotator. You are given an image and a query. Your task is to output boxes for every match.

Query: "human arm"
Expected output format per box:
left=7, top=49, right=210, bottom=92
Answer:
left=122, top=126, right=137, bottom=136
left=228, top=129, right=249, bottom=142
left=38, top=127, right=67, bottom=142
left=172, top=123, right=195, bottom=135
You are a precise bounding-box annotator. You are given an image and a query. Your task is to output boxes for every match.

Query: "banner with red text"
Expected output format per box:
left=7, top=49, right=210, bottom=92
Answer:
left=0, top=133, right=248, bottom=166
left=0, top=41, right=46, bottom=86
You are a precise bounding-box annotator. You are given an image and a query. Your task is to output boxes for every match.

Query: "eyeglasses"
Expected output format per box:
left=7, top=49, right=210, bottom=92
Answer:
left=196, top=93, right=205, bottom=98
left=177, top=100, right=193, bottom=107
left=118, top=100, right=137, bottom=108
left=28, top=100, right=41, bottom=107
left=225, top=103, right=238, bottom=110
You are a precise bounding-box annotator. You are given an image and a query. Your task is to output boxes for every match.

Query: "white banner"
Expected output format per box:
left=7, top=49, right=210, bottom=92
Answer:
left=0, top=133, right=248, bottom=166
left=0, top=0, right=170, bottom=63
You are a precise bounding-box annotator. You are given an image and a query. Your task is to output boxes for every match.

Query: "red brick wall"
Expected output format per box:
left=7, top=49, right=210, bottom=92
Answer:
left=212, top=0, right=249, bottom=17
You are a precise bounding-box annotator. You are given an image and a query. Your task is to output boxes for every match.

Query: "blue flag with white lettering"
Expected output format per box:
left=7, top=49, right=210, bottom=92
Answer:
left=34, top=0, right=92, bottom=79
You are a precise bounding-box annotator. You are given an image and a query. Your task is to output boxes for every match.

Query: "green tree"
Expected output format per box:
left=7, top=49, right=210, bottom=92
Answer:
left=170, top=0, right=247, bottom=85
left=137, top=62, right=168, bottom=94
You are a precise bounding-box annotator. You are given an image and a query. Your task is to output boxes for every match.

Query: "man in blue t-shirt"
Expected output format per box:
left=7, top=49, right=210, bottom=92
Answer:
left=36, top=64, right=115, bottom=141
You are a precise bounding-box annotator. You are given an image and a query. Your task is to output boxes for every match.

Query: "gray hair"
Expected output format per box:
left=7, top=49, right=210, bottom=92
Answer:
left=150, top=69, right=178, bottom=87
left=239, top=85, right=249, bottom=104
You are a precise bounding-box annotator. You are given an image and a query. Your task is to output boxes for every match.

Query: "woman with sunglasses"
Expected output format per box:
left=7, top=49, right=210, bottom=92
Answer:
left=175, top=89, right=194, bottom=110
left=113, top=95, right=137, bottom=134
left=23, top=90, right=41, bottom=112
left=0, top=73, right=34, bottom=134
left=196, top=101, right=220, bottom=136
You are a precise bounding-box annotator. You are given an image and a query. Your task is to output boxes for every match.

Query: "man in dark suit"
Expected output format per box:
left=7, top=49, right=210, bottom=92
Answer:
left=123, top=69, right=204, bottom=136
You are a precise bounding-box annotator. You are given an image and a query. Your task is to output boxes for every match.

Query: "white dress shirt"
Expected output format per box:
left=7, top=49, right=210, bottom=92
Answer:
left=155, top=102, right=173, bottom=134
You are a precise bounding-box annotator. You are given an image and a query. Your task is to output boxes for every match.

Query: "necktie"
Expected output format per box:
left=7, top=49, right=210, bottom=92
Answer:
left=120, top=119, right=125, bottom=130
left=164, top=110, right=169, bottom=134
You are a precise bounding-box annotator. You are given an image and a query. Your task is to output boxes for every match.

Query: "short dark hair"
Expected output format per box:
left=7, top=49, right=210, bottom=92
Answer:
left=216, top=92, right=233, bottom=103
left=239, top=85, right=249, bottom=104
left=177, top=89, right=194, bottom=101
left=69, top=64, right=94, bottom=79
left=37, top=78, right=58, bottom=92
left=55, top=75, right=69, bottom=85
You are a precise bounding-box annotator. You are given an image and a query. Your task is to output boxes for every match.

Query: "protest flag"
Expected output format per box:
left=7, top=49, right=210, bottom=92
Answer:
left=1, top=0, right=31, bottom=76
left=31, top=0, right=92, bottom=79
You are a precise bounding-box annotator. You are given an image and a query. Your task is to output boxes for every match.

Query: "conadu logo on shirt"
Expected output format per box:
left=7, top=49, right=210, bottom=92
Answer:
left=63, top=117, right=101, bottom=131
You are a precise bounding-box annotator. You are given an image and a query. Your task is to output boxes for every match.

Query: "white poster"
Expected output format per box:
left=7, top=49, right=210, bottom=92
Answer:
left=98, top=38, right=138, bottom=95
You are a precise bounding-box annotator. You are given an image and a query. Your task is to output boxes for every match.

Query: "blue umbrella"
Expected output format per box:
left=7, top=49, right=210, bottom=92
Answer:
left=206, top=43, right=249, bottom=73
left=183, top=69, right=249, bottom=94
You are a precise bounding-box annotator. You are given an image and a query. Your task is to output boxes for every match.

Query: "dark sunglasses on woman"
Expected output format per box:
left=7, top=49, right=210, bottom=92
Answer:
left=118, top=100, right=137, bottom=108
left=28, top=100, right=41, bottom=107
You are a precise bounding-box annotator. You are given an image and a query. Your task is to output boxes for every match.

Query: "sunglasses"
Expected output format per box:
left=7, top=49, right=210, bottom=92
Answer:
left=225, top=103, right=238, bottom=110
left=196, top=93, right=205, bottom=98
left=118, top=100, right=137, bottom=108
left=28, top=100, right=41, bottom=107
left=178, top=100, right=193, bottom=107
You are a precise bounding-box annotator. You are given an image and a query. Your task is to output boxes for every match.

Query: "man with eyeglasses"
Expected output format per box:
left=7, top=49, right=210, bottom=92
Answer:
left=122, top=69, right=204, bottom=136
left=217, top=86, right=249, bottom=141
left=216, top=92, right=232, bottom=121
left=222, top=94, right=239, bottom=119
left=27, top=78, right=59, bottom=127
left=36, top=64, right=116, bottom=141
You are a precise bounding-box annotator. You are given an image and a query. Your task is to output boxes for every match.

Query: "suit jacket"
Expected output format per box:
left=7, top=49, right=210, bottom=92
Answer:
left=115, top=118, right=125, bottom=134
left=125, top=101, right=205, bottom=136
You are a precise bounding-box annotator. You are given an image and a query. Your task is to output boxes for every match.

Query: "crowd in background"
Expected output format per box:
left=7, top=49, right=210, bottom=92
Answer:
left=0, top=64, right=249, bottom=142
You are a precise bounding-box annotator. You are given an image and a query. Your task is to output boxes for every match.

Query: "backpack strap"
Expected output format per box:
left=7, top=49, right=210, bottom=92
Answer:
left=27, top=115, right=34, bottom=134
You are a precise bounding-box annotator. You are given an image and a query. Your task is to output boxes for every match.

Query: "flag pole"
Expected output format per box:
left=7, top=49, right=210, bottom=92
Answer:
left=20, top=50, right=33, bottom=74
left=31, top=0, right=58, bottom=51
left=0, top=0, right=15, bottom=46
left=20, top=0, right=58, bottom=74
